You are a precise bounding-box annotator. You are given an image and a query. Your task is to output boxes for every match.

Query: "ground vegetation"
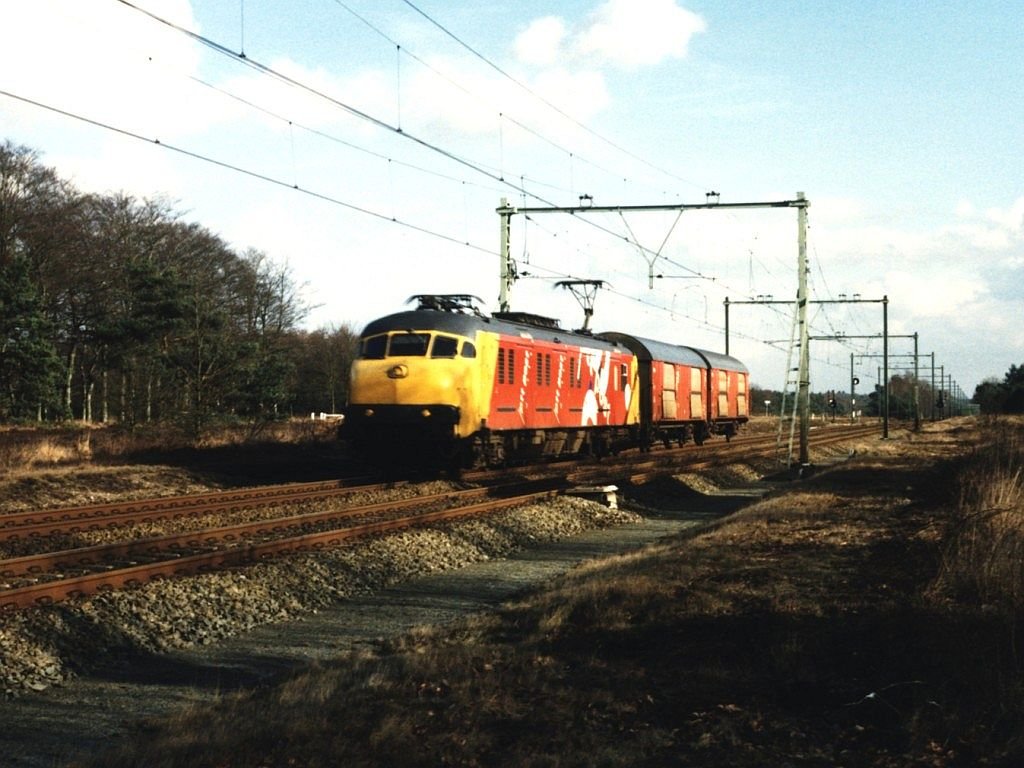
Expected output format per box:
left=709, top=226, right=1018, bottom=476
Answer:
left=36, top=417, right=1020, bottom=768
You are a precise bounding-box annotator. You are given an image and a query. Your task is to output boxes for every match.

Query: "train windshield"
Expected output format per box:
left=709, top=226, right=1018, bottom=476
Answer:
left=431, top=335, right=459, bottom=358
left=389, top=332, right=430, bottom=356
left=359, top=331, right=468, bottom=359
left=360, top=335, right=388, bottom=359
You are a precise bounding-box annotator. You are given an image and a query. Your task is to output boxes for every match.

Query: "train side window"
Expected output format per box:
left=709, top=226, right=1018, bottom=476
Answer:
left=431, top=335, right=459, bottom=358
left=389, top=332, right=429, bottom=357
left=360, top=335, right=387, bottom=359
left=619, top=363, right=628, bottom=391
left=461, top=341, right=476, bottom=358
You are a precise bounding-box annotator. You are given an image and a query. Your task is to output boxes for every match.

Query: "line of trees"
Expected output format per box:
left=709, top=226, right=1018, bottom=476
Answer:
left=0, top=140, right=358, bottom=437
left=973, top=365, right=1024, bottom=414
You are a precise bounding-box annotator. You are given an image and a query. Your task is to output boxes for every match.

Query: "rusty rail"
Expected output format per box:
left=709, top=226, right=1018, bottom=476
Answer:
left=0, top=477, right=391, bottom=541
left=0, top=423, right=884, bottom=611
left=0, top=488, right=559, bottom=610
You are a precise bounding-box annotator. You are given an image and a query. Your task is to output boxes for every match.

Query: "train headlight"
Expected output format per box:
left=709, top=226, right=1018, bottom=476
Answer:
left=364, top=408, right=375, bottom=417
left=421, top=409, right=431, bottom=418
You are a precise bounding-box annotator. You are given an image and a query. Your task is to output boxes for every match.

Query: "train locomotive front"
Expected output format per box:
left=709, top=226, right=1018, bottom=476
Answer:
left=342, top=295, right=639, bottom=469
left=342, top=296, right=491, bottom=469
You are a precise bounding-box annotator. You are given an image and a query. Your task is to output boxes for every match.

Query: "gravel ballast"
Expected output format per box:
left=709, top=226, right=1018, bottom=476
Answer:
left=0, top=442, right=793, bottom=768
left=0, top=495, right=638, bottom=696
left=0, top=482, right=750, bottom=768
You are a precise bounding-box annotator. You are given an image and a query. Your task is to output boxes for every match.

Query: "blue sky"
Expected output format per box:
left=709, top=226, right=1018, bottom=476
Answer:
left=2, top=0, right=1021, bottom=398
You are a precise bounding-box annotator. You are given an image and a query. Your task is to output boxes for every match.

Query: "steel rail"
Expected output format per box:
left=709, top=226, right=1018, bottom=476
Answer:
left=0, top=423, right=885, bottom=610
left=0, top=478, right=392, bottom=541
left=0, top=488, right=560, bottom=610
left=0, top=482, right=562, bottom=578
left=568, top=424, right=884, bottom=485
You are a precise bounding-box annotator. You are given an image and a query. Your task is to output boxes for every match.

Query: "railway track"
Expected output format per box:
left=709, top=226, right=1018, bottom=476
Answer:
left=0, top=423, right=883, bottom=612
left=567, top=423, right=884, bottom=485
left=0, top=482, right=563, bottom=610
left=0, top=476, right=384, bottom=542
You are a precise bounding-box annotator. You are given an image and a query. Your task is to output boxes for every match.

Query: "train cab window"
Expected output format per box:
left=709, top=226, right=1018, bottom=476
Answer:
left=431, top=335, right=459, bottom=358
left=461, top=341, right=476, bottom=358
left=360, top=335, right=387, bottom=359
left=619, top=363, right=629, bottom=391
left=389, top=332, right=429, bottom=357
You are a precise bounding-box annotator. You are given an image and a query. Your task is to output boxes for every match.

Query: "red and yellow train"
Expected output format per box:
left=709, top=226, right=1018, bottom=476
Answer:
left=342, top=295, right=750, bottom=469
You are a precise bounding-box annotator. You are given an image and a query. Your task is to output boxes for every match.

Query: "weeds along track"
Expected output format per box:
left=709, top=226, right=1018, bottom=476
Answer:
left=0, top=423, right=880, bottom=612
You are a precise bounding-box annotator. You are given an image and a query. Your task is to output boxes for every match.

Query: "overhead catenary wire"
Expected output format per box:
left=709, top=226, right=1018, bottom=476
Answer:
left=0, top=88, right=496, bottom=257
left=396, top=0, right=708, bottom=195
left=331, top=0, right=683, bottom=196
left=112, top=0, right=540, bottom=201
left=114, top=0, right=720, bottom=290
left=184, top=67, right=565, bottom=198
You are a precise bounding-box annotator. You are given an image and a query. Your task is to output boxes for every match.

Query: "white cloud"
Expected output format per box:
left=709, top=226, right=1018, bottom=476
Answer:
left=0, top=0, right=213, bottom=138
left=937, top=196, right=1024, bottom=252
left=515, top=17, right=567, bottom=67
left=47, top=142, right=187, bottom=200
left=955, top=199, right=976, bottom=218
left=576, top=0, right=706, bottom=69
left=986, top=196, right=1024, bottom=233
left=809, top=196, right=866, bottom=227
left=882, top=269, right=987, bottom=319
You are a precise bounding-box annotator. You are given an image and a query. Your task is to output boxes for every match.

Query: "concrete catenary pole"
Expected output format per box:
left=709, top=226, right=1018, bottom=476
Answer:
left=797, top=192, right=811, bottom=465
left=497, top=198, right=514, bottom=312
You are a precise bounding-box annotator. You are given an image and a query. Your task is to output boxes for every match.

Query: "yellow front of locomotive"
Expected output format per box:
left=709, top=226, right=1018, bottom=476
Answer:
left=343, top=317, right=498, bottom=463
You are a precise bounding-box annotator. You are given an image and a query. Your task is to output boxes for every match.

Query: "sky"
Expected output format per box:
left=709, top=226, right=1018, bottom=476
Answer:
left=1, top=0, right=1022, bottom=399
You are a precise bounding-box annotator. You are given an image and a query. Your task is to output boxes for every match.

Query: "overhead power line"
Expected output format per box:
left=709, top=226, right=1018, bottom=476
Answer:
left=332, top=0, right=643, bottom=190
left=114, top=0, right=720, bottom=289
left=397, top=0, right=707, bottom=193
left=112, top=0, right=543, bottom=203
left=0, top=88, right=495, bottom=256
left=184, top=72, right=507, bottom=196
left=19, top=2, right=831, bottom=355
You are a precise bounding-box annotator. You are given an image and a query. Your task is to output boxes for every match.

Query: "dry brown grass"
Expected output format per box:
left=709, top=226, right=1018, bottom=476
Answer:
left=934, top=417, right=1024, bottom=614
left=0, top=420, right=340, bottom=476
left=74, top=419, right=1024, bottom=767
left=0, top=427, right=91, bottom=471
